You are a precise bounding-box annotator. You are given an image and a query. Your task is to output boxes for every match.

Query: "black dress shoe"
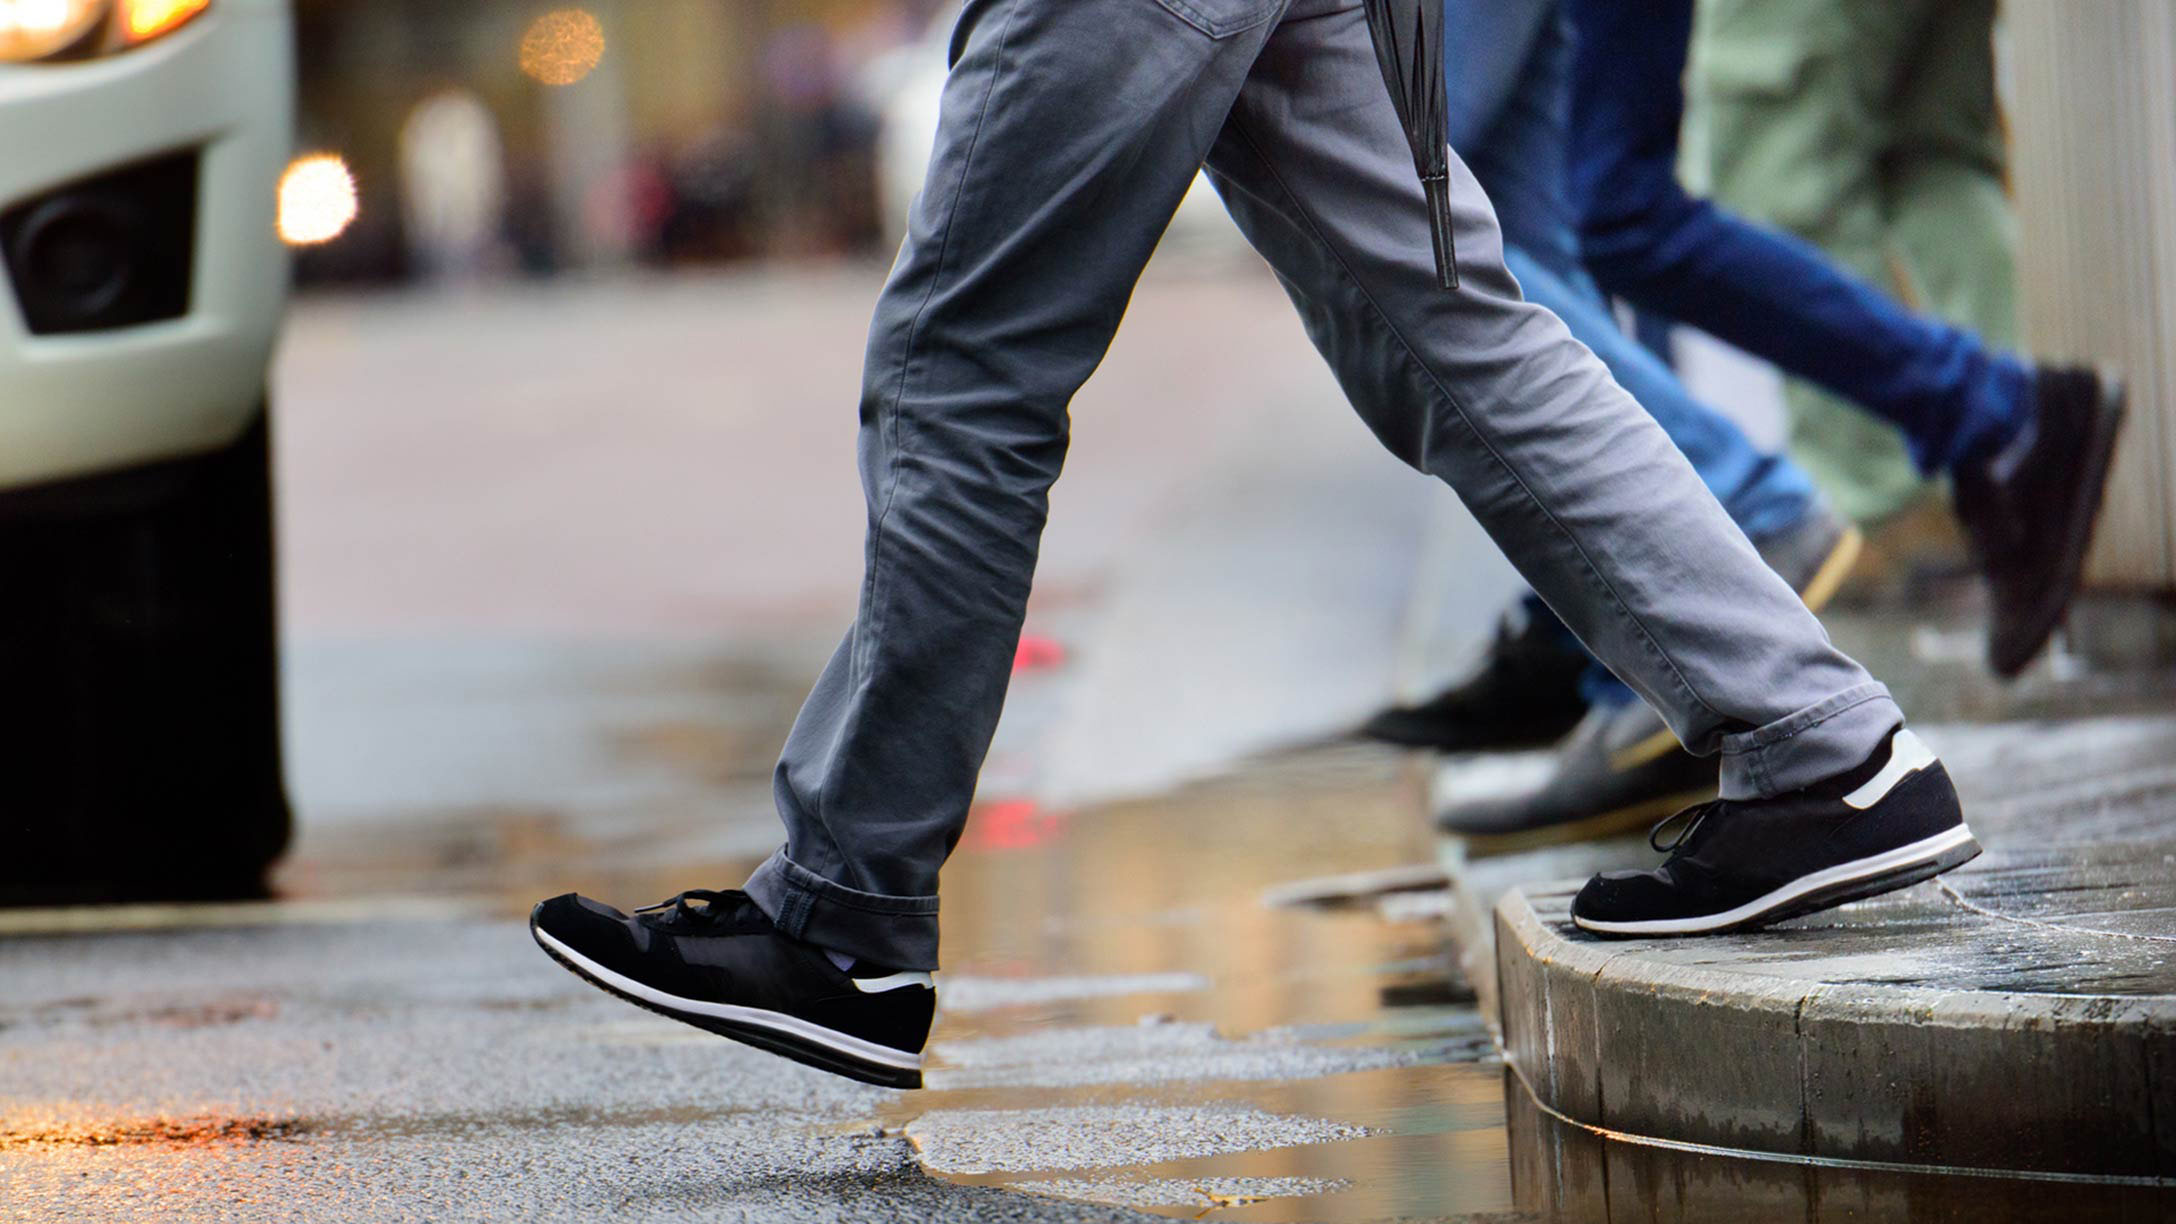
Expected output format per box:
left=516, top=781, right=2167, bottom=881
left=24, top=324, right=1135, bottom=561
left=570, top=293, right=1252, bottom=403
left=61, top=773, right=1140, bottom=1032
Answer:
left=1570, top=727, right=1979, bottom=937
left=1956, top=366, right=2126, bottom=677
left=531, top=889, right=933, bottom=1088
left=1434, top=701, right=1717, bottom=855
left=1360, top=607, right=1587, bottom=751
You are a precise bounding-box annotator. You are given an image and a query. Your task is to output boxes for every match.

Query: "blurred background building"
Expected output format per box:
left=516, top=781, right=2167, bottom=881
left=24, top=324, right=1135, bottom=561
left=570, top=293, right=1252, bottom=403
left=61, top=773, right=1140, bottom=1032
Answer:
left=287, top=0, right=947, bottom=284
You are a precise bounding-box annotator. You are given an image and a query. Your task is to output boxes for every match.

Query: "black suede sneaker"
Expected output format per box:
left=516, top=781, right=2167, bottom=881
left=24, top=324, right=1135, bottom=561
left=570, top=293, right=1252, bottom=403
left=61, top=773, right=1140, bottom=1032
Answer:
left=530, top=889, right=933, bottom=1088
left=1360, top=607, right=1587, bottom=751
left=1957, top=366, right=2126, bottom=677
left=1570, top=727, right=1979, bottom=937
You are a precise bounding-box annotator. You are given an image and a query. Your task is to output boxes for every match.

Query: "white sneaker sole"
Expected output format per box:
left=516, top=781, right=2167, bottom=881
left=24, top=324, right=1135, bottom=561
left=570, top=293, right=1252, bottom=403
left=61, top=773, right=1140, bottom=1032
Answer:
left=1572, top=823, right=1980, bottom=937
left=532, top=926, right=924, bottom=1079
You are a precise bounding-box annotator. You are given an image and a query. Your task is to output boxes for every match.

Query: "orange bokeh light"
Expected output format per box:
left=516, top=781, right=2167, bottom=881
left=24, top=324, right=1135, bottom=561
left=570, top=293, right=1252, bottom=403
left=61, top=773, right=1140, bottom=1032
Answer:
left=518, top=9, right=604, bottom=87
left=122, top=0, right=209, bottom=42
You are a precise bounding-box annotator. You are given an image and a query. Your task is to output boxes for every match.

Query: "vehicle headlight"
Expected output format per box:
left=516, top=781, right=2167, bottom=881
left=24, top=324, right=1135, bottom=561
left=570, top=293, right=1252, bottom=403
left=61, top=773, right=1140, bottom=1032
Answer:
left=0, top=0, right=208, bottom=63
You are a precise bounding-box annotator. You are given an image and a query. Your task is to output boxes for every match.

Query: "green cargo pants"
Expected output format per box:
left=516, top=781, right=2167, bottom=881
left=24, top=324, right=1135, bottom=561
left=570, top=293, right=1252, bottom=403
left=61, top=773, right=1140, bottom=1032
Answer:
left=1690, top=0, right=2020, bottom=525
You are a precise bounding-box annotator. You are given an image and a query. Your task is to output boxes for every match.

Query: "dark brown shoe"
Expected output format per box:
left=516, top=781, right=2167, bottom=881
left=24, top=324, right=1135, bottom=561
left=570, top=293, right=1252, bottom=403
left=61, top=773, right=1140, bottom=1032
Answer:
left=1956, top=366, right=2126, bottom=678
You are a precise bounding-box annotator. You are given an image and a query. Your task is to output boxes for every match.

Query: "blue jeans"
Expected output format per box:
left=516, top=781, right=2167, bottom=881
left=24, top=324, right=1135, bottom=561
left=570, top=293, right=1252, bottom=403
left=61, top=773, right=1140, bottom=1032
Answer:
left=1445, top=0, right=1817, bottom=704
left=1563, top=0, right=2032, bottom=475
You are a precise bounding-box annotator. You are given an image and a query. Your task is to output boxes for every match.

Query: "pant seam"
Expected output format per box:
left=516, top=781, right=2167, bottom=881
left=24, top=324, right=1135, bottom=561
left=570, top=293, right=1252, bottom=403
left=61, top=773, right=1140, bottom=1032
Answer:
left=861, top=0, right=1020, bottom=676
left=815, top=0, right=1025, bottom=886
left=1222, top=114, right=1729, bottom=731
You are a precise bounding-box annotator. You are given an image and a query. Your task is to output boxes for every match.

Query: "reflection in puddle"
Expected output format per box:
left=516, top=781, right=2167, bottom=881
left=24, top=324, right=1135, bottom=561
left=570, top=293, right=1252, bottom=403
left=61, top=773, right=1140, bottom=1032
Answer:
left=885, top=745, right=1520, bottom=1221
left=1012, top=1175, right=1355, bottom=1212
left=908, top=1103, right=1373, bottom=1173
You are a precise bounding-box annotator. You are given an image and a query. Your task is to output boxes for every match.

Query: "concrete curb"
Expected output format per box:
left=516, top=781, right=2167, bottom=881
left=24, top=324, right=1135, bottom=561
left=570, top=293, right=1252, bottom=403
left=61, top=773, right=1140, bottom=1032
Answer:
left=1494, top=885, right=2176, bottom=1181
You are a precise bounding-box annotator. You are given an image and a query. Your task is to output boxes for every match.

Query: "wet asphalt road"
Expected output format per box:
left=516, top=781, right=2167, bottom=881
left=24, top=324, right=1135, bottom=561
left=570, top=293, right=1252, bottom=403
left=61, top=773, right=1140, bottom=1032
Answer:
left=0, top=748, right=1509, bottom=1223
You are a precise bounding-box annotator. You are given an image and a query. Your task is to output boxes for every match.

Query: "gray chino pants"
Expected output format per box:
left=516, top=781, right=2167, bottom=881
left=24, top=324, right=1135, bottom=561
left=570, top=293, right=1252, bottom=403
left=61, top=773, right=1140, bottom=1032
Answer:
left=745, top=0, right=1905, bottom=970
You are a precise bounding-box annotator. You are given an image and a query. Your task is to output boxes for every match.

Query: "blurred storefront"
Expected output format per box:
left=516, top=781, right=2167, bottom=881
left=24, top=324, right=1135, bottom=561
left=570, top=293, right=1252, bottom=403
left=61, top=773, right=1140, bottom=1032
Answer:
left=288, top=0, right=942, bottom=284
left=2006, top=0, right=2176, bottom=612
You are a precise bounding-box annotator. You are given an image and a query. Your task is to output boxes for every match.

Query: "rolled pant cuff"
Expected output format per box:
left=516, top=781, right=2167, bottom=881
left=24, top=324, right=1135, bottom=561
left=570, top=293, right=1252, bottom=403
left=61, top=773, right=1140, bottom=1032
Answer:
left=743, top=849, right=941, bottom=971
left=1717, top=682, right=1902, bottom=800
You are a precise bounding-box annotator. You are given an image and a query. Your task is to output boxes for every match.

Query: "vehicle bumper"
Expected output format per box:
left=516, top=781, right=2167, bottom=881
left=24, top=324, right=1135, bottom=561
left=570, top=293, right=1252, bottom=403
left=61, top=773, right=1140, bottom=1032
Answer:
left=0, top=0, right=293, bottom=492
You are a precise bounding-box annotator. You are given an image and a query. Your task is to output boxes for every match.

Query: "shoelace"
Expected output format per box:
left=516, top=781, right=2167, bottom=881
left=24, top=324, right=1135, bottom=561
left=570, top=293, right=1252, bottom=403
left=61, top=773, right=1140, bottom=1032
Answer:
left=1648, top=798, right=1727, bottom=854
left=633, top=889, right=746, bottom=929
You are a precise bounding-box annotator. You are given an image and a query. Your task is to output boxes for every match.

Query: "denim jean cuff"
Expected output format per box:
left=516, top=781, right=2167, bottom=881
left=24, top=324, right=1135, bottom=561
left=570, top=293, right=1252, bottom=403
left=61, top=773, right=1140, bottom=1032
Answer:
left=1717, top=682, right=1902, bottom=800
left=743, top=849, right=942, bottom=971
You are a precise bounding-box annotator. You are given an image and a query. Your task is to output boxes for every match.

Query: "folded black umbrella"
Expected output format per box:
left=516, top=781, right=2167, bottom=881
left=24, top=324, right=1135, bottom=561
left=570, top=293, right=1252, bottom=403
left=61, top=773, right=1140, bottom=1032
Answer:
left=1362, top=0, right=1458, bottom=289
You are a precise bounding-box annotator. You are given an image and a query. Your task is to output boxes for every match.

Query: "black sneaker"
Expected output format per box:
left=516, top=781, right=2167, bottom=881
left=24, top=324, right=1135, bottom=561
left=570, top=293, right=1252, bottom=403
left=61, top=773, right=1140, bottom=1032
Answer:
left=1957, top=366, right=2126, bottom=677
left=1360, top=607, right=1588, bottom=751
left=1434, top=701, right=1716, bottom=854
left=530, top=889, right=933, bottom=1088
left=1569, top=727, right=1979, bottom=937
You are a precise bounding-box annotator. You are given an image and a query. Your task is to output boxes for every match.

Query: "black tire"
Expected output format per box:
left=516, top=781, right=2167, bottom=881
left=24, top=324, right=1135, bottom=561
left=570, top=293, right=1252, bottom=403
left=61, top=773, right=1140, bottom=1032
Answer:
left=0, top=408, right=290, bottom=905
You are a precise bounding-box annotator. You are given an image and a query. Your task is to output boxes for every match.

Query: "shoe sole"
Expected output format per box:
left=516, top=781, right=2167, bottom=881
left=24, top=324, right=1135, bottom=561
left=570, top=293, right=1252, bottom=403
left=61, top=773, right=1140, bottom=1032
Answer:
left=531, top=923, right=924, bottom=1090
left=1451, top=786, right=1718, bottom=859
left=1609, top=525, right=1865, bottom=772
left=1990, top=377, right=2127, bottom=678
left=1359, top=713, right=1576, bottom=752
left=1572, top=823, right=1982, bottom=938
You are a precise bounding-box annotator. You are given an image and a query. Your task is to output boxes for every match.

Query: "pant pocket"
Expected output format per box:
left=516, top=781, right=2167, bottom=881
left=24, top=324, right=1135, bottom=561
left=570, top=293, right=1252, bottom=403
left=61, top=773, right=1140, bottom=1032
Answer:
left=1152, top=0, right=1281, bottom=39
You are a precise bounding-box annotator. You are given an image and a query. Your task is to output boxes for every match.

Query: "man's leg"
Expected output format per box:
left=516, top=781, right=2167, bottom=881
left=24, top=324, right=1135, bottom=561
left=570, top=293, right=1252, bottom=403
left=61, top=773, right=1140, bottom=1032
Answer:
left=1212, top=0, right=1971, bottom=935
left=1693, top=0, right=1930, bottom=523
left=1566, top=0, right=2126, bottom=680
left=1368, top=0, right=1836, bottom=763
left=1209, top=0, right=1897, bottom=802
left=531, top=0, right=1290, bottom=1091
left=745, top=0, right=1284, bottom=973
left=1564, top=0, right=2032, bottom=481
left=1450, top=0, right=1814, bottom=542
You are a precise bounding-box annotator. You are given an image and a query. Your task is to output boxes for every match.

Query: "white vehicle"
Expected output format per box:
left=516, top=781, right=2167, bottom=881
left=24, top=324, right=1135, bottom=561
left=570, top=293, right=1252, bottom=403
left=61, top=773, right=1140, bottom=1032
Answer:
left=0, top=0, right=295, bottom=902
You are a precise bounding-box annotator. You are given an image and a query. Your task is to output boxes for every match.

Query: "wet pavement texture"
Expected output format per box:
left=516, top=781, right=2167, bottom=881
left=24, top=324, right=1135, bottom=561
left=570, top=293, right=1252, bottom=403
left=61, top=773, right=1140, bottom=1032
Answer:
left=0, top=742, right=1520, bottom=1222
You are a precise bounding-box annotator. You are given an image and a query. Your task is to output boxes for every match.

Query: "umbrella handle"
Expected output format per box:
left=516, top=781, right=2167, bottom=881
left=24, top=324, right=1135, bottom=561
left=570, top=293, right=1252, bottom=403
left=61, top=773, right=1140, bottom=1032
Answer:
left=1422, top=172, right=1459, bottom=291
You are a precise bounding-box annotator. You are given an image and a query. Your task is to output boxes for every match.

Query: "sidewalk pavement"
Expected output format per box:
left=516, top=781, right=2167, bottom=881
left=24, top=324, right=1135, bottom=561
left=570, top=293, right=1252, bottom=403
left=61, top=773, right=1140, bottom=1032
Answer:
left=1412, top=606, right=2176, bottom=1196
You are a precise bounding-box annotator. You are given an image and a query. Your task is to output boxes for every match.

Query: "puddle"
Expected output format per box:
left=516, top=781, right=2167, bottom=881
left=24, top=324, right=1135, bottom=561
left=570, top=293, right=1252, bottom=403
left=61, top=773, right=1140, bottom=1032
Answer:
left=1010, top=1175, right=1354, bottom=1212
left=861, top=744, right=1521, bottom=1220
left=907, top=1104, right=1373, bottom=1174
left=938, top=972, right=1211, bottom=1013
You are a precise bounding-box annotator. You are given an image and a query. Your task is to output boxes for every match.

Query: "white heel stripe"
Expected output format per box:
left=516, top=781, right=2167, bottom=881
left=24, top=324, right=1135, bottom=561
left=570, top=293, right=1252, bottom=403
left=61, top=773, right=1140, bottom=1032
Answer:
left=1843, top=729, right=1937, bottom=810
left=851, top=971, right=934, bottom=993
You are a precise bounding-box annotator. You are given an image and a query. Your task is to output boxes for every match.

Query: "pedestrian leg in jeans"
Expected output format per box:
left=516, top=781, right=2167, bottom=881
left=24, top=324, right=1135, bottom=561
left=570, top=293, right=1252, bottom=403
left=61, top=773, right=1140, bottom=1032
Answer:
left=528, top=0, right=1978, bottom=1089
left=1370, top=0, right=1857, bottom=847
left=1567, top=0, right=2123, bottom=675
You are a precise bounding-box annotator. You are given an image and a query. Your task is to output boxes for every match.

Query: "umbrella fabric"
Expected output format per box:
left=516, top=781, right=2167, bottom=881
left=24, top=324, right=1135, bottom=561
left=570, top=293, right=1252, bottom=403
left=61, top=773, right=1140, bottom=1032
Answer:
left=1362, top=0, right=1459, bottom=289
